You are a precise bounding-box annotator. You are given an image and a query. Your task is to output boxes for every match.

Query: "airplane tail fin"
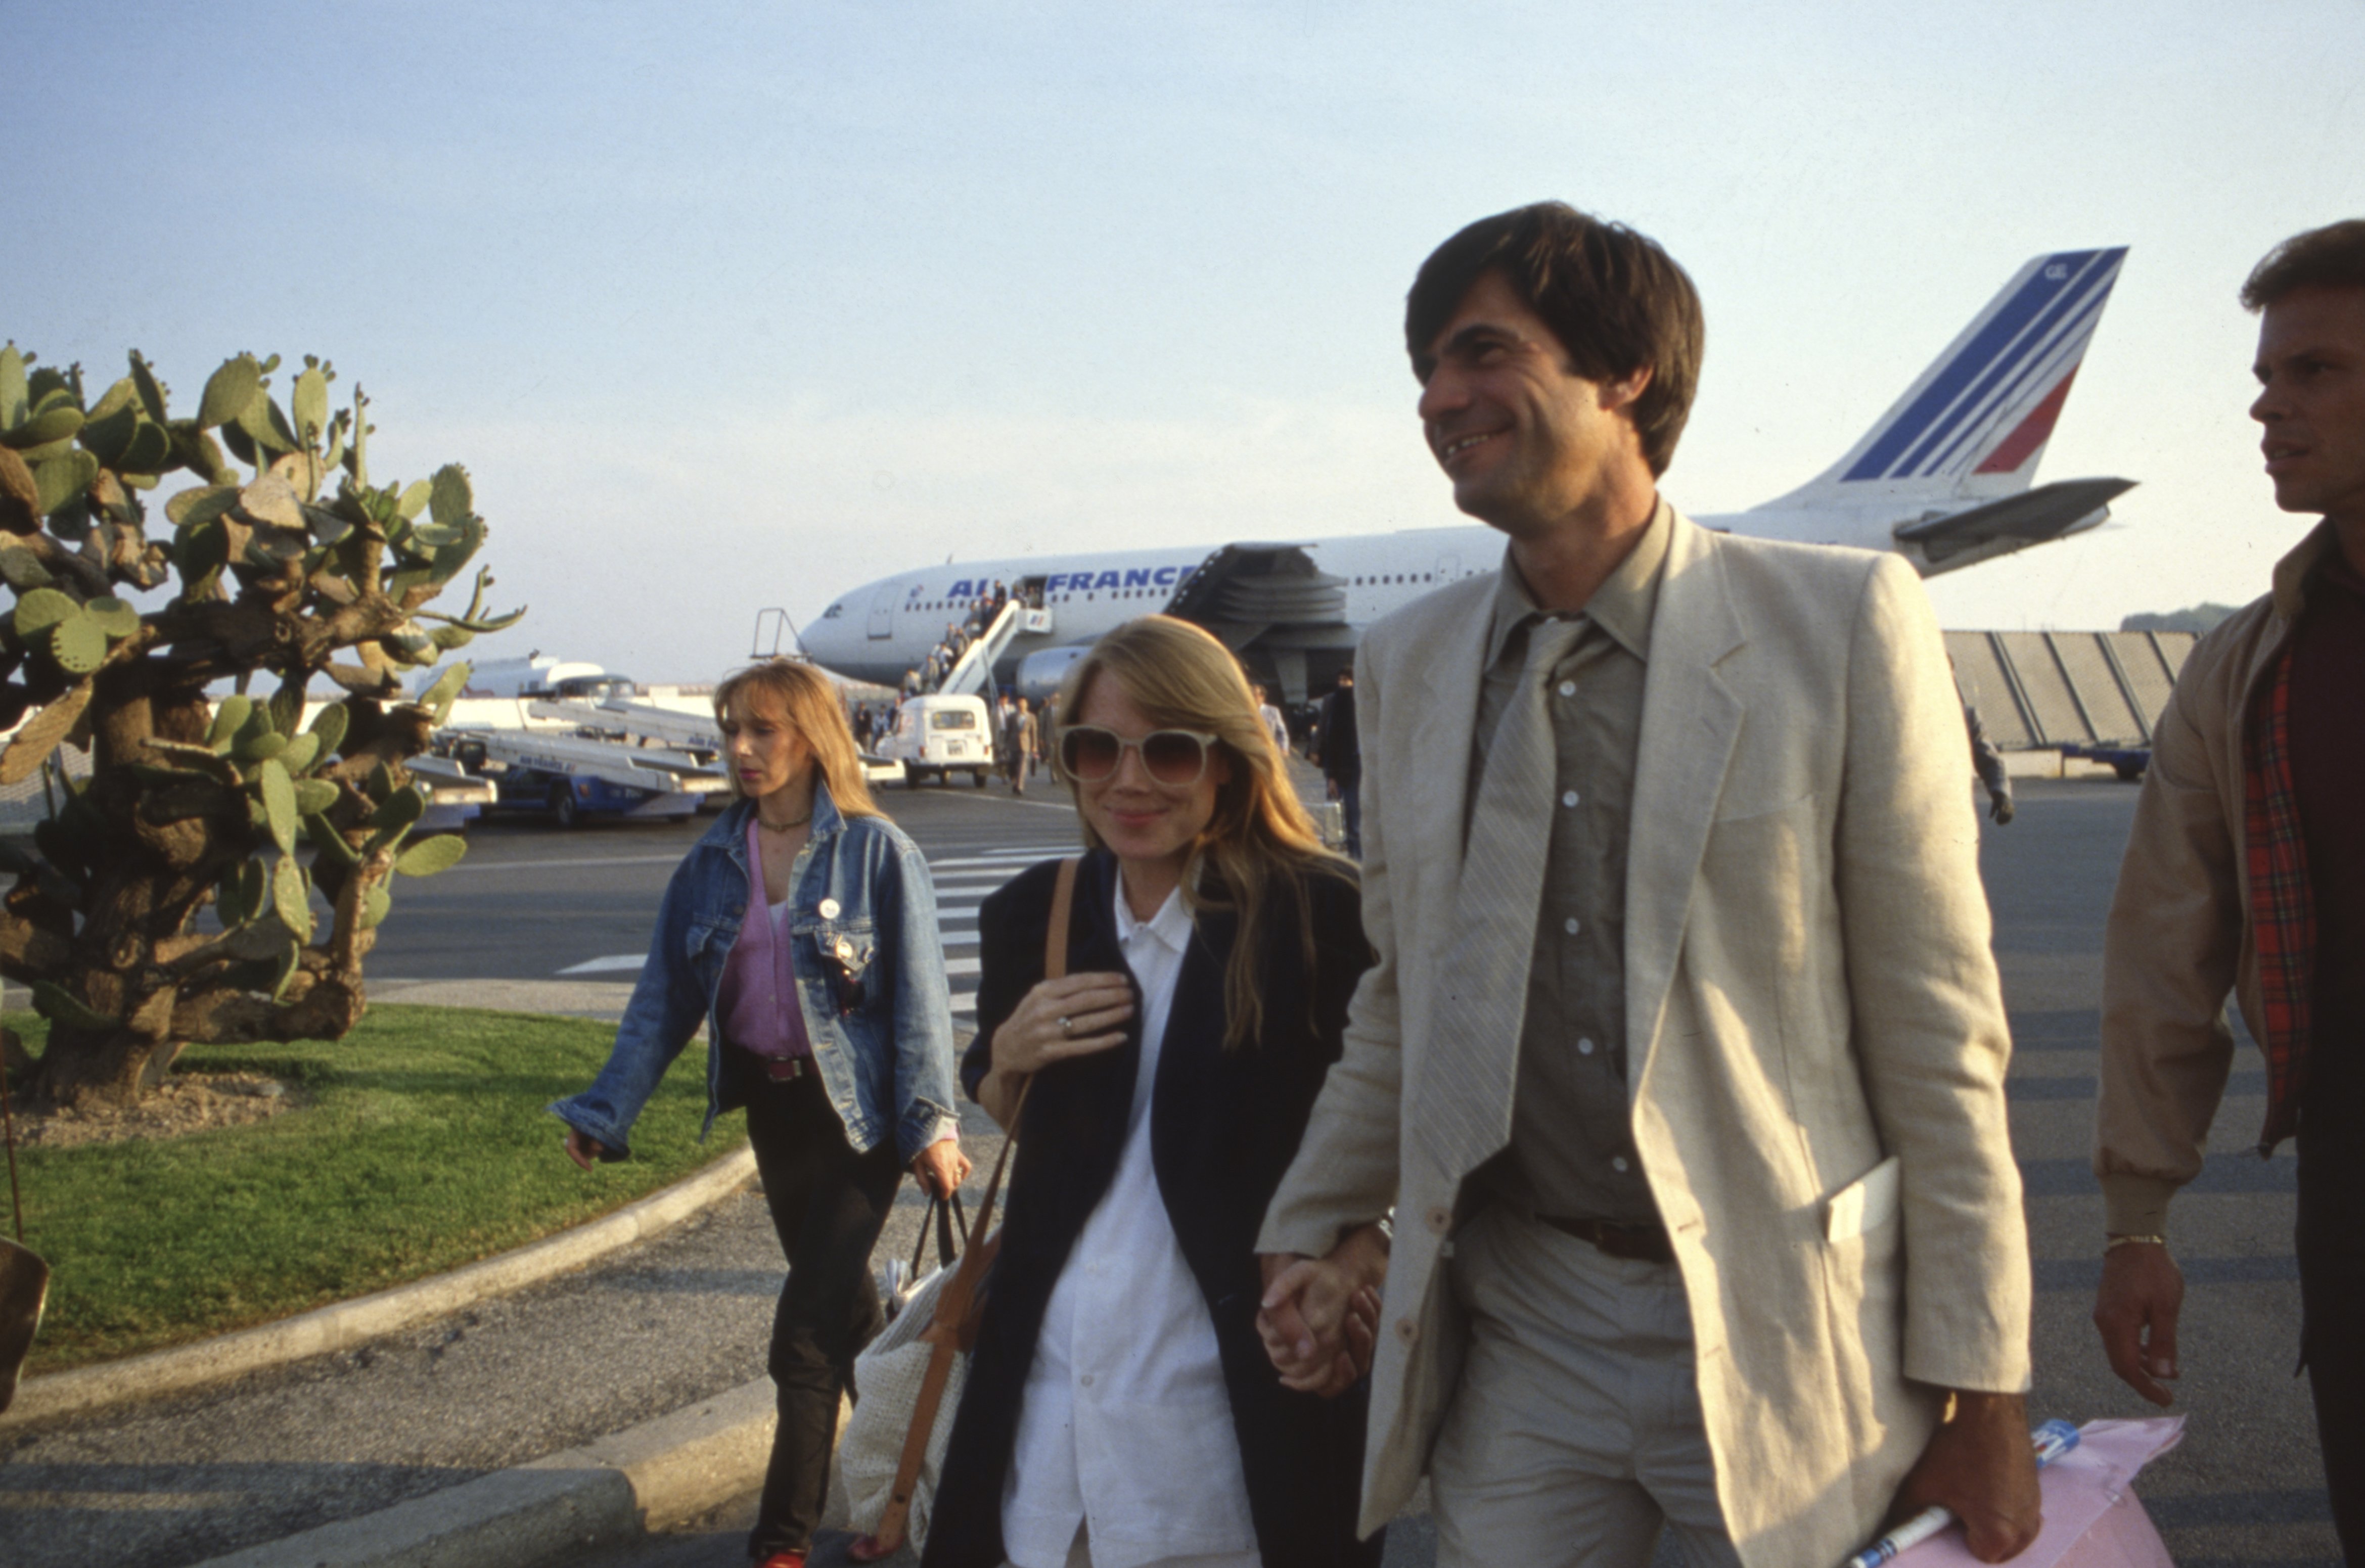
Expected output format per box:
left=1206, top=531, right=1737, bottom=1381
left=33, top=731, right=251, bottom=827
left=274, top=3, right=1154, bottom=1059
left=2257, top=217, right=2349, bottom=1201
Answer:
left=1767, top=247, right=2128, bottom=508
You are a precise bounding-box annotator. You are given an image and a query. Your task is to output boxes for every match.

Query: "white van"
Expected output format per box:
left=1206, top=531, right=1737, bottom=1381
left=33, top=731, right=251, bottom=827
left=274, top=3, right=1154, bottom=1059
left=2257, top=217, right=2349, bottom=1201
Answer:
left=884, top=695, right=995, bottom=788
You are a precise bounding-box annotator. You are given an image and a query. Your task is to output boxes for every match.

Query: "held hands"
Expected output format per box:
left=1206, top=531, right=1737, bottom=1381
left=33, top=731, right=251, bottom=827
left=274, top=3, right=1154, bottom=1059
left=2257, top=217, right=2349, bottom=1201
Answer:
left=1891, top=1391, right=2042, bottom=1562
left=1256, top=1223, right=1390, bottom=1399
left=910, top=1137, right=973, bottom=1200
left=2093, top=1239, right=2183, bottom=1406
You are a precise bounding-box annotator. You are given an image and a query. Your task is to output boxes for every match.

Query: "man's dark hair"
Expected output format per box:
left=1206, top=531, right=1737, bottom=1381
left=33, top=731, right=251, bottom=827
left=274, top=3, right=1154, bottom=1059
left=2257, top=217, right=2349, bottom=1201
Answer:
left=1405, top=202, right=1704, bottom=477
left=2241, top=219, right=2365, bottom=311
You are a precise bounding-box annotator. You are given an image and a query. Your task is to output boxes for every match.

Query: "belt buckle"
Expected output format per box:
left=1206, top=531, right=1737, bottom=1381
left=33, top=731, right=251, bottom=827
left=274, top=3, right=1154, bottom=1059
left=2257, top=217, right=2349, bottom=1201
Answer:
left=762, top=1056, right=804, bottom=1082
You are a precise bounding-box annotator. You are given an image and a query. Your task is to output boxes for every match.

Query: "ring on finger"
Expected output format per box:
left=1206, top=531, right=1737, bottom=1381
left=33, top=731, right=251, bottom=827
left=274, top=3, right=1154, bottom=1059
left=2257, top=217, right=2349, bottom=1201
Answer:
left=1058, top=1016, right=1073, bottom=1037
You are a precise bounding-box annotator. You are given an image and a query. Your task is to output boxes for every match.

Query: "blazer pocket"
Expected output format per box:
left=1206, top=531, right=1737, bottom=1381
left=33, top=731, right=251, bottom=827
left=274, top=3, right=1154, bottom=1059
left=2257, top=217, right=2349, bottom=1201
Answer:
left=1823, top=1154, right=1900, bottom=1244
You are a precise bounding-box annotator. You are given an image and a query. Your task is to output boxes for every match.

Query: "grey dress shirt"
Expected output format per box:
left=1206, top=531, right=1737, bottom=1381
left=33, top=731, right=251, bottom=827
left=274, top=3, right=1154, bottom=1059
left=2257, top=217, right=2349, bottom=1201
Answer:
left=1469, top=503, right=1672, bottom=1226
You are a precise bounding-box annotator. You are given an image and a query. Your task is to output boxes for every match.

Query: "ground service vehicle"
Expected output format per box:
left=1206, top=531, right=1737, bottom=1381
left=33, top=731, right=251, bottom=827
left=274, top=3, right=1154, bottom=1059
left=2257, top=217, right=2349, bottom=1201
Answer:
left=883, top=695, right=995, bottom=788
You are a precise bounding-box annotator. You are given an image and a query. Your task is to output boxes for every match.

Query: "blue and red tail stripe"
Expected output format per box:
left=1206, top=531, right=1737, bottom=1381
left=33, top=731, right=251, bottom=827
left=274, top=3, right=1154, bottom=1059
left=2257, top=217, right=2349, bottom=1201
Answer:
left=1842, top=248, right=2127, bottom=484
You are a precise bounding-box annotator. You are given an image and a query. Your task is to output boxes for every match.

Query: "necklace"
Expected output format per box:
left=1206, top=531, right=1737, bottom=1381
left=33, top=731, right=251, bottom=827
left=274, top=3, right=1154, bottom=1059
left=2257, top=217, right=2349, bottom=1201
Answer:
left=757, top=810, right=812, bottom=834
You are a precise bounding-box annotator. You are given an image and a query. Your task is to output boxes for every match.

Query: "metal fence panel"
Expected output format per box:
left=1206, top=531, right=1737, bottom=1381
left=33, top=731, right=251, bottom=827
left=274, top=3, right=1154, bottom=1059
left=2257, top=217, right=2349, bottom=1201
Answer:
left=1943, top=633, right=2036, bottom=749
left=1942, top=629, right=2196, bottom=750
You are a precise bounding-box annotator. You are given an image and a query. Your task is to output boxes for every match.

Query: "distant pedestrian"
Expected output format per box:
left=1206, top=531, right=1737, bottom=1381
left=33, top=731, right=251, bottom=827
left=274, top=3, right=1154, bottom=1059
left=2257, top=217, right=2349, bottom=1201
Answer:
left=1968, top=704, right=2013, bottom=823
left=1312, top=668, right=1360, bottom=856
left=552, top=659, right=970, bottom=1568
left=1254, top=683, right=1291, bottom=760
left=1002, top=697, right=1037, bottom=795
left=2093, top=218, right=2365, bottom=1559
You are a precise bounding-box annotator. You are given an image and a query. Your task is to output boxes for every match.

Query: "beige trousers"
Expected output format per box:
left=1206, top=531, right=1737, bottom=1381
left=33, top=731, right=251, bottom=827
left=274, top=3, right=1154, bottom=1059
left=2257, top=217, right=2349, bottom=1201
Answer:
left=1430, top=1206, right=1743, bottom=1568
left=1002, top=1523, right=1261, bottom=1568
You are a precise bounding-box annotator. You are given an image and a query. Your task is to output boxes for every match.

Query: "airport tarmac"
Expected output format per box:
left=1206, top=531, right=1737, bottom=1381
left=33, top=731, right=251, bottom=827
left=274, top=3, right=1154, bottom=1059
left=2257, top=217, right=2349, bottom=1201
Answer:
left=3, top=775, right=2342, bottom=1565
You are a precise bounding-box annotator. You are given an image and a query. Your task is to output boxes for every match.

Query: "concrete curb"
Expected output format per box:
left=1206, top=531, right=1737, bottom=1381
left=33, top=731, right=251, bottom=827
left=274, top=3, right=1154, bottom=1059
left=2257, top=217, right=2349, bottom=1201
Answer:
left=189, top=1376, right=784, bottom=1568
left=4, top=1144, right=757, bottom=1428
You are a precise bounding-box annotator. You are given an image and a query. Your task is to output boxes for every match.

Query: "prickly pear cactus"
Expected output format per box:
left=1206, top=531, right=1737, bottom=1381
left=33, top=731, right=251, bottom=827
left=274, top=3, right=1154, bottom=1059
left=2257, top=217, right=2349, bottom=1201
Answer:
left=0, top=342, right=525, bottom=1110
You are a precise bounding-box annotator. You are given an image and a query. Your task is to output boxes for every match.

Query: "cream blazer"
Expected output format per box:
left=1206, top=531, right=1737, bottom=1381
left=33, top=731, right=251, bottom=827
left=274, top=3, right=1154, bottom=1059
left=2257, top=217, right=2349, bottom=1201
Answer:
left=1258, top=510, right=2031, bottom=1568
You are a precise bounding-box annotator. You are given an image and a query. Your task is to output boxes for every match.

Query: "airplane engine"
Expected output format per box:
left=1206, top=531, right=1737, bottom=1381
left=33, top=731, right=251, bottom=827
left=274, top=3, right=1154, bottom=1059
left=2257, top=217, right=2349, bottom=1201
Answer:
left=1015, top=645, right=1091, bottom=704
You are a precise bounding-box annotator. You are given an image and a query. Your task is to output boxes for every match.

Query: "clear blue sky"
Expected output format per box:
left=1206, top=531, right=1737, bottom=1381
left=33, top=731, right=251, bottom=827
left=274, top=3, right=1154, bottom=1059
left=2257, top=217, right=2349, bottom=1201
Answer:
left=14, top=1, right=2365, bottom=681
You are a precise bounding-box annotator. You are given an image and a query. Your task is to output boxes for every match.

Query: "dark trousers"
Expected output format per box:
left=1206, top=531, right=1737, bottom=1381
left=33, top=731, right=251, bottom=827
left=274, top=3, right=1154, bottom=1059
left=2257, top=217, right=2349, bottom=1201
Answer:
left=1334, top=775, right=1361, bottom=858
left=2298, top=1044, right=2364, bottom=1560
left=742, top=1066, right=904, bottom=1558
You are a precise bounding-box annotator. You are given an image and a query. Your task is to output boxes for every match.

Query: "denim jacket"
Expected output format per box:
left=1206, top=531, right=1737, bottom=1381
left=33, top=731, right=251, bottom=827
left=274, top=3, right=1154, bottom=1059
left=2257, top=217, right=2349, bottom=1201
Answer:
left=549, top=783, right=961, bottom=1164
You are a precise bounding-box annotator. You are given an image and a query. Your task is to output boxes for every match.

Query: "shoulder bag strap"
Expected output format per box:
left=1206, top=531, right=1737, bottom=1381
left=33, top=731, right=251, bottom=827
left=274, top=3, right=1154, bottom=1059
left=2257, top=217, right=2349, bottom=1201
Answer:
left=872, top=854, right=1078, bottom=1551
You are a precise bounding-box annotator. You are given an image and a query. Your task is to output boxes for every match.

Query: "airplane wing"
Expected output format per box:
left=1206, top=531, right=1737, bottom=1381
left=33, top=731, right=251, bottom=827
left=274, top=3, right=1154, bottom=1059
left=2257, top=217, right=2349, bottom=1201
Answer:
left=1890, top=476, right=2136, bottom=565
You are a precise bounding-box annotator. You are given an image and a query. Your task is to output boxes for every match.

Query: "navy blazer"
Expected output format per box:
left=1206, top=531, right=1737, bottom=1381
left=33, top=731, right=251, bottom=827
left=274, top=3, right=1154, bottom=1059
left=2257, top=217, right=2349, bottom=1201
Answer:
left=922, top=850, right=1381, bottom=1568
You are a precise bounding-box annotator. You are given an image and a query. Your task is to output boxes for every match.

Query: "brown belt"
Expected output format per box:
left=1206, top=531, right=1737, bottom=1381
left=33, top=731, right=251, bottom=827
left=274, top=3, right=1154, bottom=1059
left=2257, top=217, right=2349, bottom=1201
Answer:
left=756, top=1055, right=809, bottom=1082
left=1538, top=1215, right=1674, bottom=1264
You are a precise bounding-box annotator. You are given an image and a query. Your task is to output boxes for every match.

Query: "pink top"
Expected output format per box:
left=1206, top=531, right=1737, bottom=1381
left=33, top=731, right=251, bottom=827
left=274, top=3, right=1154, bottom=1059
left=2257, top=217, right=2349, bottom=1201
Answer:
left=717, top=815, right=813, bottom=1060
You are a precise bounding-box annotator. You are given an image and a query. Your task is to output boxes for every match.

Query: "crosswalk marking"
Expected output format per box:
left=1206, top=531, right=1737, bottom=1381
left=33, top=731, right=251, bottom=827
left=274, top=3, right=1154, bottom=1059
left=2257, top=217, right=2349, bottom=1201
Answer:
left=557, top=954, right=647, bottom=975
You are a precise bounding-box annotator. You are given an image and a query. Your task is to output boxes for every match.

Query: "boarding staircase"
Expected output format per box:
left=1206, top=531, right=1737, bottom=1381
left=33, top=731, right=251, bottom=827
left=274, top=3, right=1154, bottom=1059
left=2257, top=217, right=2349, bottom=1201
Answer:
left=935, top=600, right=1043, bottom=698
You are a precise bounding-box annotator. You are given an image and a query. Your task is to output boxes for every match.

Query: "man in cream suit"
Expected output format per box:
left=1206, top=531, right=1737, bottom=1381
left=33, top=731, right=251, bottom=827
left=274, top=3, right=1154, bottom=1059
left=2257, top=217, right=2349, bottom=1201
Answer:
left=1255, top=204, right=2039, bottom=1567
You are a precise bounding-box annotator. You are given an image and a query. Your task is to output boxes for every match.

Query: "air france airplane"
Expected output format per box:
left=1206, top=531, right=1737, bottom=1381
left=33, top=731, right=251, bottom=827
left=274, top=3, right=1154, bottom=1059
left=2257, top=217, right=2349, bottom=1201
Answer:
left=799, top=248, right=2134, bottom=703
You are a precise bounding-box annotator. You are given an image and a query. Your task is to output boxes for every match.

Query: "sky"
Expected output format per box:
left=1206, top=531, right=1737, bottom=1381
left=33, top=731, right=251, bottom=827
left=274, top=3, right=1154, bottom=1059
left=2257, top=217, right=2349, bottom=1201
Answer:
left=12, top=0, right=2365, bottom=683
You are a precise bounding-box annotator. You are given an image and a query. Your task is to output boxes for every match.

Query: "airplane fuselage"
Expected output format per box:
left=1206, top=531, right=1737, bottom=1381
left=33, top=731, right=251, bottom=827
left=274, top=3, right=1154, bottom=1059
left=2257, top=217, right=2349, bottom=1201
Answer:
left=798, top=245, right=2132, bottom=701
left=795, top=501, right=2108, bottom=694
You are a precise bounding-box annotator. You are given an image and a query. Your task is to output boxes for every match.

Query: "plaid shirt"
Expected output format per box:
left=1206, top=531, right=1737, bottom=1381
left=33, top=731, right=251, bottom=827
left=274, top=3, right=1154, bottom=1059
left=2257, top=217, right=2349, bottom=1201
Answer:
left=2243, top=645, right=2315, bottom=1150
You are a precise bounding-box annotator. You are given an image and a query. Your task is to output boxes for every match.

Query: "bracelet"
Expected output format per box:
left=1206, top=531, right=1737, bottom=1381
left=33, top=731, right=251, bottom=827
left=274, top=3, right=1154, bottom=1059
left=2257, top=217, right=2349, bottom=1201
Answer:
left=2105, top=1234, right=2167, bottom=1253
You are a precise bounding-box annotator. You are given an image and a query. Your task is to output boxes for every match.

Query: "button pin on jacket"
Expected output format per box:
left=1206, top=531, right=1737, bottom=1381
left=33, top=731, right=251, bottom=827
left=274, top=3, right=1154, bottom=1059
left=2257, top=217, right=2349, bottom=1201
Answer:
left=818, top=897, right=841, bottom=919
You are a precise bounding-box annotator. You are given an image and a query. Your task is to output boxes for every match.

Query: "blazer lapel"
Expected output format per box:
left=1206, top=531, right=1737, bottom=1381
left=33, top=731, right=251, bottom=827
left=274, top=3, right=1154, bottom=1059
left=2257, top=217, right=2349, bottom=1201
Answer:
left=1626, top=515, right=1747, bottom=1080
left=1402, top=588, right=1492, bottom=863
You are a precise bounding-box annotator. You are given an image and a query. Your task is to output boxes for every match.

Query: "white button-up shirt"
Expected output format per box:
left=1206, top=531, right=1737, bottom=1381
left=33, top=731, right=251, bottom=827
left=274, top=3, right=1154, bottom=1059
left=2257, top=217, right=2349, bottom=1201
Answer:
left=999, top=879, right=1261, bottom=1568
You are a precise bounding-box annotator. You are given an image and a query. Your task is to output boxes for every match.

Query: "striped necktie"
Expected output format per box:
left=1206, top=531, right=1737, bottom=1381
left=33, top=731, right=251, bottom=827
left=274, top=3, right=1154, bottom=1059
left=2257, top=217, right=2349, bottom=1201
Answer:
left=1417, top=615, right=1587, bottom=1176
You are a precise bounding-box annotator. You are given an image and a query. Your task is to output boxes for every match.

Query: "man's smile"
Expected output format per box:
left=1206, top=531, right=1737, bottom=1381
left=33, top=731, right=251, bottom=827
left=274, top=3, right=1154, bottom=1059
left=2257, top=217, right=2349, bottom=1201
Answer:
left=1437, top=428, right=1506, bottom=466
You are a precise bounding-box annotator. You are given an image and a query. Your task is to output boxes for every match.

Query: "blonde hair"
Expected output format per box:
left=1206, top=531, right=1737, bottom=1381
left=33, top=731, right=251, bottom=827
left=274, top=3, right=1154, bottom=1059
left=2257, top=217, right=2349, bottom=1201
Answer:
left=1052, top=616, right=1353, bottom=1049
left=713, top=659, right=883, bottom=819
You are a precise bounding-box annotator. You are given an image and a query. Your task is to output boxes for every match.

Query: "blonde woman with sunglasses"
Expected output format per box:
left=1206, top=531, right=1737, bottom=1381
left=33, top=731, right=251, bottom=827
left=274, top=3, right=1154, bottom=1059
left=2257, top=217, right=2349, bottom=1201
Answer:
left=915, top=618, right=1388, bottom=1568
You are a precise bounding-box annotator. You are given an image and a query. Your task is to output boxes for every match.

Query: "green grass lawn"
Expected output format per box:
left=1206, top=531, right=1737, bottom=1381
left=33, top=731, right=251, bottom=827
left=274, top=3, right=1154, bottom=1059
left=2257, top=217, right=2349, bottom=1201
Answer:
left=7, top=1004, right=744, bottom=1374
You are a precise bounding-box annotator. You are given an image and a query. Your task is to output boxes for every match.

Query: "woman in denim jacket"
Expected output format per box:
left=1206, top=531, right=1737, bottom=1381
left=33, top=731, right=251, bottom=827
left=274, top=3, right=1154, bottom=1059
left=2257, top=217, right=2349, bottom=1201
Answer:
left=552, top=658, right=970, bottom=1568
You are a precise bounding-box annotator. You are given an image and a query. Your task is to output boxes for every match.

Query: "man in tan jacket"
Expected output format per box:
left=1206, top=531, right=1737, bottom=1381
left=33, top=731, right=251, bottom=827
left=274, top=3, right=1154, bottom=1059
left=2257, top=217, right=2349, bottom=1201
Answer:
left=1253, top=203, right=2037, bottom=1568
left=2092, top=219, right=2365, bottom=1557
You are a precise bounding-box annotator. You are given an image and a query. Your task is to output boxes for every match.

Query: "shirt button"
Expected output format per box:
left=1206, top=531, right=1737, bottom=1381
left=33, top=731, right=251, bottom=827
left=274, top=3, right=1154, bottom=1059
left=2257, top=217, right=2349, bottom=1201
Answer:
left=1612, top=1156, right=1630, bottom=1173
left=1557, top=680, right=1576, bottom=698
left=1562, top=790, right=1579, bottom=808
left=1564, top=916, right=1580, bottom=936
left=1080, top=1372, right=1094, bottom=1387
left=1395, top=1316, right=1420, bottom=1347
left=1577, top=1037, right=1595, bottom=1055
left=1426, top=1204, right=1451, bottom=1235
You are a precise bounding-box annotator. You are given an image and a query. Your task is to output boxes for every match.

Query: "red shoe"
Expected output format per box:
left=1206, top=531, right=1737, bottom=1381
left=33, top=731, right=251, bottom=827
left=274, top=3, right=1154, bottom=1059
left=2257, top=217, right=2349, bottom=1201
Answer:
left=753, top=1553, right=806, bottom=1568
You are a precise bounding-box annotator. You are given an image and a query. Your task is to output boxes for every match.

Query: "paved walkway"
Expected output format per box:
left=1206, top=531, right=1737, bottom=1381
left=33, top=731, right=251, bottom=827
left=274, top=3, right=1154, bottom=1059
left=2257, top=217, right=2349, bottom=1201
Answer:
left=0, top=981, right=1005, bottom=1568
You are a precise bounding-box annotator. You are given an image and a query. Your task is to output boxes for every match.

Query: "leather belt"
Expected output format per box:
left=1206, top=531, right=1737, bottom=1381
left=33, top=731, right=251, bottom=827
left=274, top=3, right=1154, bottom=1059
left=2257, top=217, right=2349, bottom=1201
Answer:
left=1538, top=1214, right=1675, bottom=1265
left=756, top=1055, right=809, bottom=1082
